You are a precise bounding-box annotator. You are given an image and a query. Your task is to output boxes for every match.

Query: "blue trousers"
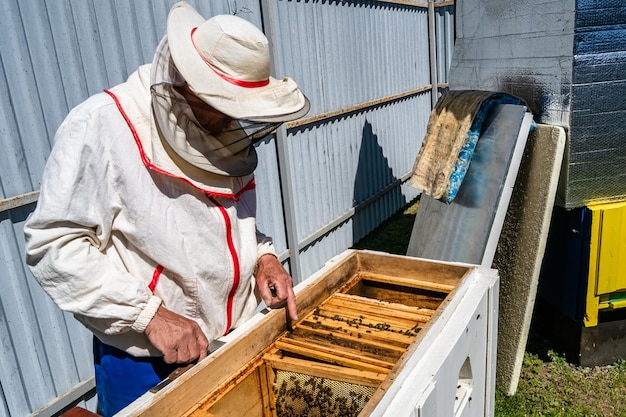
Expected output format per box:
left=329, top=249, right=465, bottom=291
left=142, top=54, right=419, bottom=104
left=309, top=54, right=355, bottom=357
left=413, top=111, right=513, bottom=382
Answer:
left=93, top=337, right=180, bottom=416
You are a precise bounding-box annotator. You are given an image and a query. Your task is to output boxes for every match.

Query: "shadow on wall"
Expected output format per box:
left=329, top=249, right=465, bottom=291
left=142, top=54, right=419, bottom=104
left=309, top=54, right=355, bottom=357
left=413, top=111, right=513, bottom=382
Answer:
left=2, top=202, right=33, bottom=224
left=352, top=119, right=406, bottom=244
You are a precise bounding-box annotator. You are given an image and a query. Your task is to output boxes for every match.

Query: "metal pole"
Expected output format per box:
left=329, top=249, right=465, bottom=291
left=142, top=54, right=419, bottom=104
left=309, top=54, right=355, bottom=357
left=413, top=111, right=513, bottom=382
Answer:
left=259, top=1, right=303, bottom=283
left=0, top=191, right=39, bottom=213
left=428, top=0, right=439, bottom=108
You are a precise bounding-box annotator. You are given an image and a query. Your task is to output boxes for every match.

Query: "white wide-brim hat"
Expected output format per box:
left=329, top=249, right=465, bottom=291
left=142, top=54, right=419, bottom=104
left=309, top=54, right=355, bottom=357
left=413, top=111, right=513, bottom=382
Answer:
left=167, top=1, right=310, bottom=123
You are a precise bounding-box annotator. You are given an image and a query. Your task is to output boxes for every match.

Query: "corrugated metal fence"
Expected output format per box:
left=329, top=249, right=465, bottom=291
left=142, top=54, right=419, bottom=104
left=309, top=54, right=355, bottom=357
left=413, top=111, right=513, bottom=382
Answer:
left=0, top=0, right=455, bottom=415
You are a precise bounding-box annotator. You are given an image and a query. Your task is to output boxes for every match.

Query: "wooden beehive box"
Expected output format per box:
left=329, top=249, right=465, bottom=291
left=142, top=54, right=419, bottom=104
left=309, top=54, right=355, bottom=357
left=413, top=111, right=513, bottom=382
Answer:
left=122, top=250, right=498, bottom=417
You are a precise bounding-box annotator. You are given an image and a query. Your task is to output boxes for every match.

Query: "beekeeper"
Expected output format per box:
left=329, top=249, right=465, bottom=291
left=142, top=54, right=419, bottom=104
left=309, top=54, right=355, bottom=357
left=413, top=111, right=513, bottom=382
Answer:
left=23, top=2, right=309, bottom=415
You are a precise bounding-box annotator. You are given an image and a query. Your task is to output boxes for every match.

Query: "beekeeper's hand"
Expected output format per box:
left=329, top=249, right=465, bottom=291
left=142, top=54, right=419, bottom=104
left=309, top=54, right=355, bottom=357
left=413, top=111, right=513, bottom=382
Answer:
left=145, top=305, right=209, bottom=364
left=254, top=254, right=298, bottom=322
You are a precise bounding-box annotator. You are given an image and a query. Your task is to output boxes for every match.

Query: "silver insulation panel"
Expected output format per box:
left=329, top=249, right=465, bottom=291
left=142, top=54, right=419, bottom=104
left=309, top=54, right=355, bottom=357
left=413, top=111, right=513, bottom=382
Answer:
left=449, top=0, right=626, bottom=208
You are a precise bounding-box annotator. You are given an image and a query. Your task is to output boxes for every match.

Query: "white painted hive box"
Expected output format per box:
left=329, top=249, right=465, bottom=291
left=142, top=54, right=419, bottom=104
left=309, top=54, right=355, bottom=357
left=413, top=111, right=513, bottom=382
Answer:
left=121, top=249, right=499, bottom=417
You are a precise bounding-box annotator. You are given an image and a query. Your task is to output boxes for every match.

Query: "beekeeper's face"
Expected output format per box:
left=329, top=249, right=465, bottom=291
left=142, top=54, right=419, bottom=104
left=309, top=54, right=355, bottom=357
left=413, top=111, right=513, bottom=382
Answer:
left=176, top=83, right=233, bottom=135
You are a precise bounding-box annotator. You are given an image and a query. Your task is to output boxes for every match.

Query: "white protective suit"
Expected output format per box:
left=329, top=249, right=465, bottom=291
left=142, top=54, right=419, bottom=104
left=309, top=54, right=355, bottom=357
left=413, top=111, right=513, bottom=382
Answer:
left=24, top=65, right=275, bottom=357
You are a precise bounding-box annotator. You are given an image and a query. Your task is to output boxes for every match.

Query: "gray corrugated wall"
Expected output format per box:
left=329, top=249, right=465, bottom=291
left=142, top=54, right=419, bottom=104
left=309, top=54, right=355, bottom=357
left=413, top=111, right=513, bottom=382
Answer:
left=263, top=1, right=433, bottom=279
left=0, top=2, right=262, bottom=415
left=0, top=0, right=455, bottom=415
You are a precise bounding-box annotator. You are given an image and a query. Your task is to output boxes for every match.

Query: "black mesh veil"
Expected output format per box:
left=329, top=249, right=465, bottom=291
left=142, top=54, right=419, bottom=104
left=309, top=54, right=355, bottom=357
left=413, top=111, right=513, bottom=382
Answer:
left=150, top=36, right=283, bottom=177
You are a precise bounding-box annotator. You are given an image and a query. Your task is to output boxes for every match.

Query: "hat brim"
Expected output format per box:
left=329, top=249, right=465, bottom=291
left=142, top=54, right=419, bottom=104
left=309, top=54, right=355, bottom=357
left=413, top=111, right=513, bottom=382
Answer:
left=167, top=2, right=309, bottom=123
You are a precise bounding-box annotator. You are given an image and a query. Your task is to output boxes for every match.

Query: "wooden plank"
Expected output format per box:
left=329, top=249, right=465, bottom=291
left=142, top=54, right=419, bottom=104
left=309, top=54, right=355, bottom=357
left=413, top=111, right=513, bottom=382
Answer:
left=293, top=324, right=407, bottom=354
left=263, top=353, right=386, bottom=387
left=274, top=339, right=393, bottom=373
left=279, top=334, right=399, bottom=366
left=287, top=329, right=405, bottom=362
left=188, top=365, right=264, bottom=417
left=358, top=272, right=455, bottom=293
left=354, top=250, right=471, bottom=287
left=298, top=315, right=416, bottom=346
left=348, top=283, right=446, bottom=310
left=315, top=303, right=422, bottom=329
left=325, top=293, right=435, bottom=322
left=187, top=359, right=264, bottom=416
left=312, top=305, right=422, bottom=337
left=259, top=362, right=277, bottom=417
left=332, top=292, right=436, bottom=318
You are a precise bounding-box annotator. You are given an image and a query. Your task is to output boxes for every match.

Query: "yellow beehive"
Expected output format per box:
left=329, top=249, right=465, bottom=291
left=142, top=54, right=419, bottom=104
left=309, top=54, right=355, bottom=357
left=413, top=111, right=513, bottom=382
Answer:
left=585, top=200, right=626, bottom=327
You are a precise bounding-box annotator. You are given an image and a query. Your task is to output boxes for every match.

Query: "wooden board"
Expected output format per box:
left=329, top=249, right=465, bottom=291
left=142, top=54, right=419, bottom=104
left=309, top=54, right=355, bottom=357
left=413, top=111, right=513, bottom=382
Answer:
left=188, top=362, right=267, bottom=417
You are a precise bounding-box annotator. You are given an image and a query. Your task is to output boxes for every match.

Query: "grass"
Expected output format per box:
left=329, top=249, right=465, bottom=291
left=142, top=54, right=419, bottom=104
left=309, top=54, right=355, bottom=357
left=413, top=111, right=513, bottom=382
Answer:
left=494, top=352, right=626, bottom=416
left=351, top=199, right=419, bottom=255
left=352, top=199, right=626, bottom=417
